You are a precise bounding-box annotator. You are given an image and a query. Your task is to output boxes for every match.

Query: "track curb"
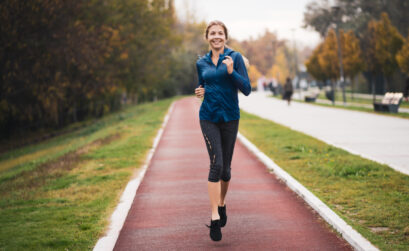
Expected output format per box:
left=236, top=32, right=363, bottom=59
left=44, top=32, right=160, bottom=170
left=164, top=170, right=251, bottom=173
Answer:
left=237, top=132, right=379, bottom=251
left=93, top=102, right=175, bottom=251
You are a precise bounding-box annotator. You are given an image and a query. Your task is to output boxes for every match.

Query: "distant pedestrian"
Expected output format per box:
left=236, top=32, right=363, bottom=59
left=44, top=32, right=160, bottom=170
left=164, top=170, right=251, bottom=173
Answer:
left=194, top=20, right=251, bottom=242
left=404, top=77, right=409, bottom=102
left=283, top=77, right=293, bottom=105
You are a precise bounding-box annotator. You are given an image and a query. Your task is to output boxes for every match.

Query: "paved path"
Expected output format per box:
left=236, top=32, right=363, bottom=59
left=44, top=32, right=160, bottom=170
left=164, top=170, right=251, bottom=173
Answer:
left=114, top=97, right=352, bottom=250
left=239, top=92, right=409, bottom=175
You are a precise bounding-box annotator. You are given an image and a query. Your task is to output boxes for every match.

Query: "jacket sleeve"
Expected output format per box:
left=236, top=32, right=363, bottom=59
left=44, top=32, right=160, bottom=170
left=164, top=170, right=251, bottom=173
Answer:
left=196, top=61, right=205, bottom=88
left=229, top=53, right=251, bottom=96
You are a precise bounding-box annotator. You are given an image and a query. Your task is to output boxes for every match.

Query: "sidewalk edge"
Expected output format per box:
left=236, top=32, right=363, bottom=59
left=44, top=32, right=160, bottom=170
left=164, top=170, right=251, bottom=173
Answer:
left=237, top=132, right=379, bottom=251
left=93, top=102, right=175, bottom=251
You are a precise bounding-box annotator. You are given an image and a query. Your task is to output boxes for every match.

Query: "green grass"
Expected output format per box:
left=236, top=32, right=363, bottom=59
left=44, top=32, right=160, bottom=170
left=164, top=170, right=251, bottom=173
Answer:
left=0, top=97, right=177, bottom=250
left=271, top=93, right=409, bottom=119
left=297, top=99, right=409, bottom=120
left=317, top=92, right=409, bottom=108
left=294, top=100, right=409, bottom=119
left=2, top=94, right=408, bottom=250
left=239, top=110, right=409, bottom=250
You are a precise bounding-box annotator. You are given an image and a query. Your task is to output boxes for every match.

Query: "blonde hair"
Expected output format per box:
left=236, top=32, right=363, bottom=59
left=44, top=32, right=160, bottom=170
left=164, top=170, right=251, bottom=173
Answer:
left=205, top=20, right=228, bottom=40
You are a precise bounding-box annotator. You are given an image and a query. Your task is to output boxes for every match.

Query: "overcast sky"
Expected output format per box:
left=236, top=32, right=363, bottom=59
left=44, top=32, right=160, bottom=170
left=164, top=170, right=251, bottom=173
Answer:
left=174, top=0, right=322, bottom=48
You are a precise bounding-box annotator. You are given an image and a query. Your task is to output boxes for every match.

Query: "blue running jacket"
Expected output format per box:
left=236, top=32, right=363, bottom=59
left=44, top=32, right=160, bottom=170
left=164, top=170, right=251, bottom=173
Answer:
left=196, top=47, right=251, bottom=123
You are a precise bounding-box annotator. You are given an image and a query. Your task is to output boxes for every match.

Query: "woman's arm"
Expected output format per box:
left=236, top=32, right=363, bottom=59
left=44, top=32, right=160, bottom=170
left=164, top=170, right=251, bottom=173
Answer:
left=196, top=61, right=205, bottom=88
left=228, top=53, right=251, bottom=96
left=195, top=61, right=205, bottom=98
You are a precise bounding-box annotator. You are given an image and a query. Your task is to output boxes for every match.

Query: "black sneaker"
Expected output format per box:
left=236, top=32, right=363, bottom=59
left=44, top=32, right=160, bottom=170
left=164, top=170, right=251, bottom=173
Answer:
left=218, top=205, right=227, bottom=227
left=207, top=219, right=222, bottom=241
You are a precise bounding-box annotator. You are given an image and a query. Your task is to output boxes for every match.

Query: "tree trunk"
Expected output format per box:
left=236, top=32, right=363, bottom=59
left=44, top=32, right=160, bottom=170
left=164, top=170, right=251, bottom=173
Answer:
left=73, top=101, right=77, bottom=123
left=351, top=77, right=354, bottom=101
left=384, top=75, right=389, bottom=94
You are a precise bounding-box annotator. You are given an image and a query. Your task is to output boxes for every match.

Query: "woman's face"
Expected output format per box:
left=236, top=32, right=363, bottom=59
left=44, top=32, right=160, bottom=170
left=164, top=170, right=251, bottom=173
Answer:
left=207, top=25, right=226, bottom=50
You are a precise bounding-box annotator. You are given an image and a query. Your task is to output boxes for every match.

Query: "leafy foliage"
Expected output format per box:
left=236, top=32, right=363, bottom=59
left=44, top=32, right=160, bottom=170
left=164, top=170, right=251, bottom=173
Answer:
left=0, top=0, right=183, bottom=138
left=304, top=0, right=409, bottom=38
left=340, top=30, right=364, bottom=79
left=267, top=47, right=292, bottom=84
left=365, top=13, right=404, bottom=77
left=396, top=33, right=409, bottom=75
left=306, top=43, right=327, bottom=82
left=318, top=29, right=340, bottom=81
left=240, top=31, right=284, bottom=75
left=304, top=1, right=408, bottom=93
left=248, top=65, right=262, bottom=88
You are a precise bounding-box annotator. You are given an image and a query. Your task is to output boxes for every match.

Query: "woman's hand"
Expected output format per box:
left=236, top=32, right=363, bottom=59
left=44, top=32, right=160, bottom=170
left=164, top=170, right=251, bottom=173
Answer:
left=195, top=85, right=205, bottom=98
left=222, top=56, right=234, bottom=74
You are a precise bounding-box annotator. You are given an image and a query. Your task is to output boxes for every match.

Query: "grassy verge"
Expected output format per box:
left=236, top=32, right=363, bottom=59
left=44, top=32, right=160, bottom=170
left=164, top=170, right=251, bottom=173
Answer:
left=298, top=99, right=409, bottom=120
left=0, top=97, right=177, bottom=250
left=317, top=92, right=409, bottom=109
left=269, top=94, right=409, bottom=119
left=239, top=110, right=409, bottom=250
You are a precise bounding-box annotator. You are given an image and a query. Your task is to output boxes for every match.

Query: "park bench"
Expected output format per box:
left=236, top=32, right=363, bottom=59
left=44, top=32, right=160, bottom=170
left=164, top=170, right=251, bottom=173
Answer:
left=303, top=87, right=320, bottom=102
left=373, top=92, right=403, bottom=113
left=304, top=94, right=318, bottom=102
left=304, top=92, right=319, bottom=102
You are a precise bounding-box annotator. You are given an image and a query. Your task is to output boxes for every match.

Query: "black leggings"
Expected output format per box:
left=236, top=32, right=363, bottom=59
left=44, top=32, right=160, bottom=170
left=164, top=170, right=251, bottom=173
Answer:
left=200, top=119, right=239, bottom=182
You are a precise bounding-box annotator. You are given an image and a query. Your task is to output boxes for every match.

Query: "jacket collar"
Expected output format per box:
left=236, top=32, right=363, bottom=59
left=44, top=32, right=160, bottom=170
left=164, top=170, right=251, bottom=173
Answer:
left=204, top=47, right=234, bottom=64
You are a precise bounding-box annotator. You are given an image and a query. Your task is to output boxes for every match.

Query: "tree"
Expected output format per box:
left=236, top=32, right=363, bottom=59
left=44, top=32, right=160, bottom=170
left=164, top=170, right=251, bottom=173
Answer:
left=0, top=0, right=178, bottom=137
left=305, top=42, right=327, bottom=82
left=365, top=13, right=403, bottom=94
left=396, top=33, right=409, bottom=75
left=341, top=30, right=364, bottom=79
left=304, top=0, right=409, bottom=38
left=267, top=47, right=291, bottom=85
left=318, top=29, right=340, bottom=81
left=240, top=30, right=282, bottom=75
left=304, top=0, right=333, bottom=37
left=165, top=20, right=208, bottom=96
left=340, top=30, right=364, bottom=99
left=248, top=65, right=262, bottom=89
left=304, top=1, right=409, bottom=95
left=319, top=29, right=341, bottom=104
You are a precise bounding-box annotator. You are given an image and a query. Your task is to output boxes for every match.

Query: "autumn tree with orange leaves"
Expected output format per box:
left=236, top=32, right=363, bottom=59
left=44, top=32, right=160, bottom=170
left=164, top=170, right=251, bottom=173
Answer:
left=248, top=65, right=262, bottom=89
left=0, top=0, right=179, bottom=137
left=318, top=29, right=340, bottom=82
left=306, top=28, right=364, bottom=102
left=365, top=13, right=404, bottom=96
left=340, top=30, right=364, bottom=98
left=267, top=47, right=292, bottom=85
left=396, top=33, right=409, bottom=75
left=305, top=43, right=327, bottom=82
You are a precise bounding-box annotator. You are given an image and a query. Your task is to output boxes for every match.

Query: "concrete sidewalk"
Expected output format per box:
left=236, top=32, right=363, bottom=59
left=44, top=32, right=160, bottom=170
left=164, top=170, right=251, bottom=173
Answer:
left=239, top=92, right=409, bottom=175
left=113, top=97, right=352, bottom=250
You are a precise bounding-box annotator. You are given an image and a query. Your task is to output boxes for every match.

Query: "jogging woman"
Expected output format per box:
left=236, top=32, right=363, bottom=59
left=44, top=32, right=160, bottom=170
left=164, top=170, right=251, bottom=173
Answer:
left=194, top=20, right=251, bottom=242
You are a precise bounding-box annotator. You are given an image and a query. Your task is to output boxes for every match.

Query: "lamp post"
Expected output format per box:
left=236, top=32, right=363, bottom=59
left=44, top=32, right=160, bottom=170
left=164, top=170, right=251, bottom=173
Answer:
left=291, top=28, right=301, bottom=99
left=331, top=5, right=346, bottom=105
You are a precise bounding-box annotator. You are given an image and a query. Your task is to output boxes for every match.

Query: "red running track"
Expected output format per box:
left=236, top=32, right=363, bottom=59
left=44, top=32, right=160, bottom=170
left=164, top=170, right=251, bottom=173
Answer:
left=114, top=97, right=352, bottom=251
